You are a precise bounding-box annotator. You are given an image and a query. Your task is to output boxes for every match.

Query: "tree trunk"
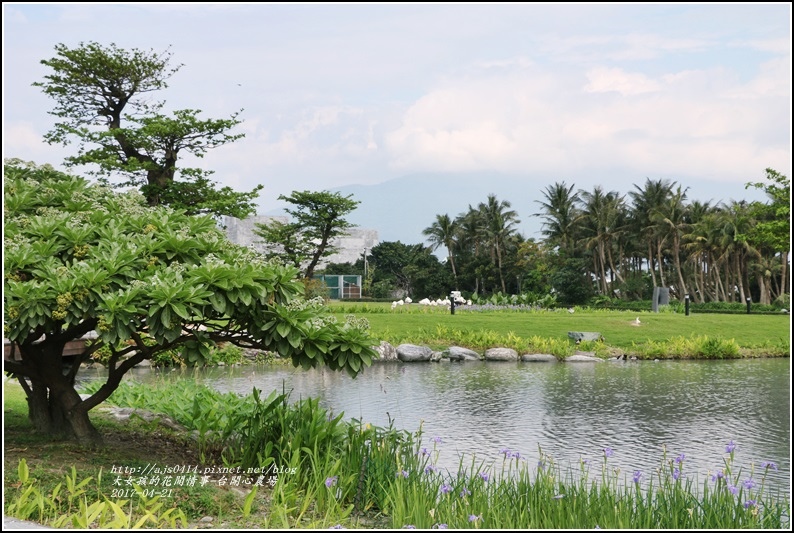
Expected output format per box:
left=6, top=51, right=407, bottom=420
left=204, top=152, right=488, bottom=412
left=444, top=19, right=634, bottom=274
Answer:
left=27, top=379, right=69, bottom=435
left=11, top=342, right=106, bottom=447
left=448, top=249, right=459, bottom=290
left=673, top=236, right=688, bottom=301
left=735, top=254, right=746, bottom=303
left=656, top=241, right=666, bottom=287
left=647, top=242, right=657, bottom=287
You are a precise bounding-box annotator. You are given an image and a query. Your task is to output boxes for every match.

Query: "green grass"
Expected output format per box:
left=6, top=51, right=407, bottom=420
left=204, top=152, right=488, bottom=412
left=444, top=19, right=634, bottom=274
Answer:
left=3, top=380, right=256, bottom=528
left=330, top=303, right=790, bottom=355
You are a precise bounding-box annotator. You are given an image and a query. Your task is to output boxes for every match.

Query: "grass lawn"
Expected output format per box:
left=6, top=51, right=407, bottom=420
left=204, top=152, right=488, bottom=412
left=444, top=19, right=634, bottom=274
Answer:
left=331, top=303, right=791, bottom=352
left=2, top=380, right=265, bottom=529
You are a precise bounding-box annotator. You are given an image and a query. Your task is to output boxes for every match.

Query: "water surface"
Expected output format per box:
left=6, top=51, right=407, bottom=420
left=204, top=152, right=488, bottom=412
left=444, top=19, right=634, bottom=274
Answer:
left=101, top=358, right=791, bottom=496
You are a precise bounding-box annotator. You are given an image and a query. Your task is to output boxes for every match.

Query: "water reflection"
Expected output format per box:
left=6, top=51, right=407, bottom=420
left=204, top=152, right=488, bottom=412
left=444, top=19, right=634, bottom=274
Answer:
left=105, top=358, right=790, bottom=496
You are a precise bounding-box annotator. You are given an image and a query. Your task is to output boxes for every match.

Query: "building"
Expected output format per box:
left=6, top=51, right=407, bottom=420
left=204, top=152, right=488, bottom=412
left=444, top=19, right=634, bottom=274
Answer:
left=223, top=215, right=379, bottom=269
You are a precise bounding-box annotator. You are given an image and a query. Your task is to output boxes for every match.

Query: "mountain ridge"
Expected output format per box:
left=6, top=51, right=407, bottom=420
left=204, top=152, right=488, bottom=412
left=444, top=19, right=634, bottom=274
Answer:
left=266, top=171, right=769, bottom=246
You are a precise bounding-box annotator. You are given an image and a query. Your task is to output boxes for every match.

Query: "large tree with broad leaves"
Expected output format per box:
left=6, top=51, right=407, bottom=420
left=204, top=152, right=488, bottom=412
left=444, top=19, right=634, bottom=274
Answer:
left=3, top=162, right=375, bottom=447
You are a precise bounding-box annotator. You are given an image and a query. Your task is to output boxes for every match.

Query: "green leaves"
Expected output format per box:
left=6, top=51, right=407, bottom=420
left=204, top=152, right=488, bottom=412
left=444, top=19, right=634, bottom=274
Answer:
left=5, top=163, right=377, bottom=411
left=34, top=41, right=261, bottom=218
left=253, top=190, right=360, bottom=279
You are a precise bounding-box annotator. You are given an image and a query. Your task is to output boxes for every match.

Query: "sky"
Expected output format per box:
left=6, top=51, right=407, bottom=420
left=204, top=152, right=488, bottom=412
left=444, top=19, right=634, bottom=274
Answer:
left=3, top=3, right=792, bottom=239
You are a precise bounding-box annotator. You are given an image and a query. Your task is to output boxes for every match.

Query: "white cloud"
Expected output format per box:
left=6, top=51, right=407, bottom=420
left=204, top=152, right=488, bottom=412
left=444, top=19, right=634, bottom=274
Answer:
left=584, top=67, right=661, bottom=95
left=3, top=2, right=790, bottom=210
left=383, top=54, right=790, bottom=184
left=2, top=122, right=68, bottom=168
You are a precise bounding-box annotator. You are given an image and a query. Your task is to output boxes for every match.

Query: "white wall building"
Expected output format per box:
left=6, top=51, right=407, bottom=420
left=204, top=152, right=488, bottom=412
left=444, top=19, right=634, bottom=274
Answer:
left=223, top=215, right=379, bottom=268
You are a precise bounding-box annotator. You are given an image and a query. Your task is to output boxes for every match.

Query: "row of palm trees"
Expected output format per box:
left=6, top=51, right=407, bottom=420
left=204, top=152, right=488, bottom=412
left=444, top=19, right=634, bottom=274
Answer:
left=423, top=174, right=790, bottom=304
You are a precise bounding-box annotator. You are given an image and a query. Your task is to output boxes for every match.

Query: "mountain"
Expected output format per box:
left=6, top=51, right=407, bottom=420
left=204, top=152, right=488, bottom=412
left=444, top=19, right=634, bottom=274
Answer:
left=269, top=171, right=769, bottom=247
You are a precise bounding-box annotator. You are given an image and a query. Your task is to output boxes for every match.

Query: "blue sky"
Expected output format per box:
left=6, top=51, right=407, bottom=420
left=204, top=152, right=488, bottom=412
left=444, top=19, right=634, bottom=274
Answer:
left=3, top=3, right=791, bottom=220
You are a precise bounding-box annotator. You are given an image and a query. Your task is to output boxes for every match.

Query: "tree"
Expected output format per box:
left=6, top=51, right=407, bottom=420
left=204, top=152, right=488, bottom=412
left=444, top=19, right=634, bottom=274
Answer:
left=535, top=181, right=581, bottom=253
left=475, top=194, right=520, bottom=293
left=422, top=214, right=460, bottom=289
left=649, top=185, right=690, bottom=300
left=367, top=241, right=451, bottom=298
left=578, top=186, right=627, bottom=296
left=254, top=190, right=360, bottom=280
left=33, top=41, right=262, bottom=218
left=3, top=162, right=375, bottom=447
left=746, top=168, right=790, bottom=298
left=629, top=178, right=676, bottom=288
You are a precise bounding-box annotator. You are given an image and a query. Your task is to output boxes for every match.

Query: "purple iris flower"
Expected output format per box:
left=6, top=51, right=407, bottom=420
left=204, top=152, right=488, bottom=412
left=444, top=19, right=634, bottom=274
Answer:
left=440, top=484, right=452, bottom=494
left=633, top=470, right=643, bottom=483
left=675, top=453, right=686, bottom=464
left=603, top=447, right=614, bottom=458
left=761, top=461, right=778, bottom=471
left=728, top=484, right=739, bottom=495
left=460, top=487, right=471, bottom=498
left=725, top=440, right=737, bottom=453
left=431, top=436, right=443, bottom=444
left=424, top=464, right=438, bottom=474
left=325, top=476, right=337, bottom=488
left=744, top=500, right=757, bottom=509
left=673, top=468, right=681, bottom=481
left=478, top=472, right=490, bottom=482
left=743, top=478, right=756, bottom=490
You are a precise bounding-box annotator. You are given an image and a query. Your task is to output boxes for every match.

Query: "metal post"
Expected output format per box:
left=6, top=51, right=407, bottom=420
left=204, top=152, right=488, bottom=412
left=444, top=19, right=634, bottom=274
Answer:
left=450, top=292, right=456, bottom=315
left=746, top=297, right=751, bottom=314
left=685, top=294, right=690, bottom=316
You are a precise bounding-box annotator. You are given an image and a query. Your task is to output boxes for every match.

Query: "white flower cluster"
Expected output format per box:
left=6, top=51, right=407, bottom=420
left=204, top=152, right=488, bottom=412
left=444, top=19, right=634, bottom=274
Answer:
left=308, top=315, right=337, bottom=330
left=285, top=296, right=327, bottom=312
left=344, top=314, right=370, bottom=331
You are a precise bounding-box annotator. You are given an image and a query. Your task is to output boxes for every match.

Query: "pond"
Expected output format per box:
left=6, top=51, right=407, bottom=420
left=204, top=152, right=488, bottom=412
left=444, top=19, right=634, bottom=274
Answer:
left=89, top=357, right=791, bottom=497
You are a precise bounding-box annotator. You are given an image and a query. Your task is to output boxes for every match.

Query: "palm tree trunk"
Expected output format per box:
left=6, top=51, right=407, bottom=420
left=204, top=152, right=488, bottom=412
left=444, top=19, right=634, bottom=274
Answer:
left=496, top=241, right=506, bottom=293
left=735, top=254, right=746, bottom=302
left=673, top=235, right=687, bottom=301
left=647, top=242, right=658, bottom=287
left=657, top=241, right=666, bottom=287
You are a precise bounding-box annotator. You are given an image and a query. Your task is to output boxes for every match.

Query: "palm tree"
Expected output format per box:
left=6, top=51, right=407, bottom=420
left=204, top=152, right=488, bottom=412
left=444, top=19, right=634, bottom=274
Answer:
left=578, top=186, right=626, bottom=296
left=476, top=194, right=520, bottom=293
left=650, top=185, right=690, bottom=300
left=423, top=213, right=460, bottom=289
left=715, top=201, right=758, bottom=302
left=629, top=178, right=676, bottom=288
left=535, top=182, right=581, bottom=254
left=682, top=200, right=717, bottom=302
